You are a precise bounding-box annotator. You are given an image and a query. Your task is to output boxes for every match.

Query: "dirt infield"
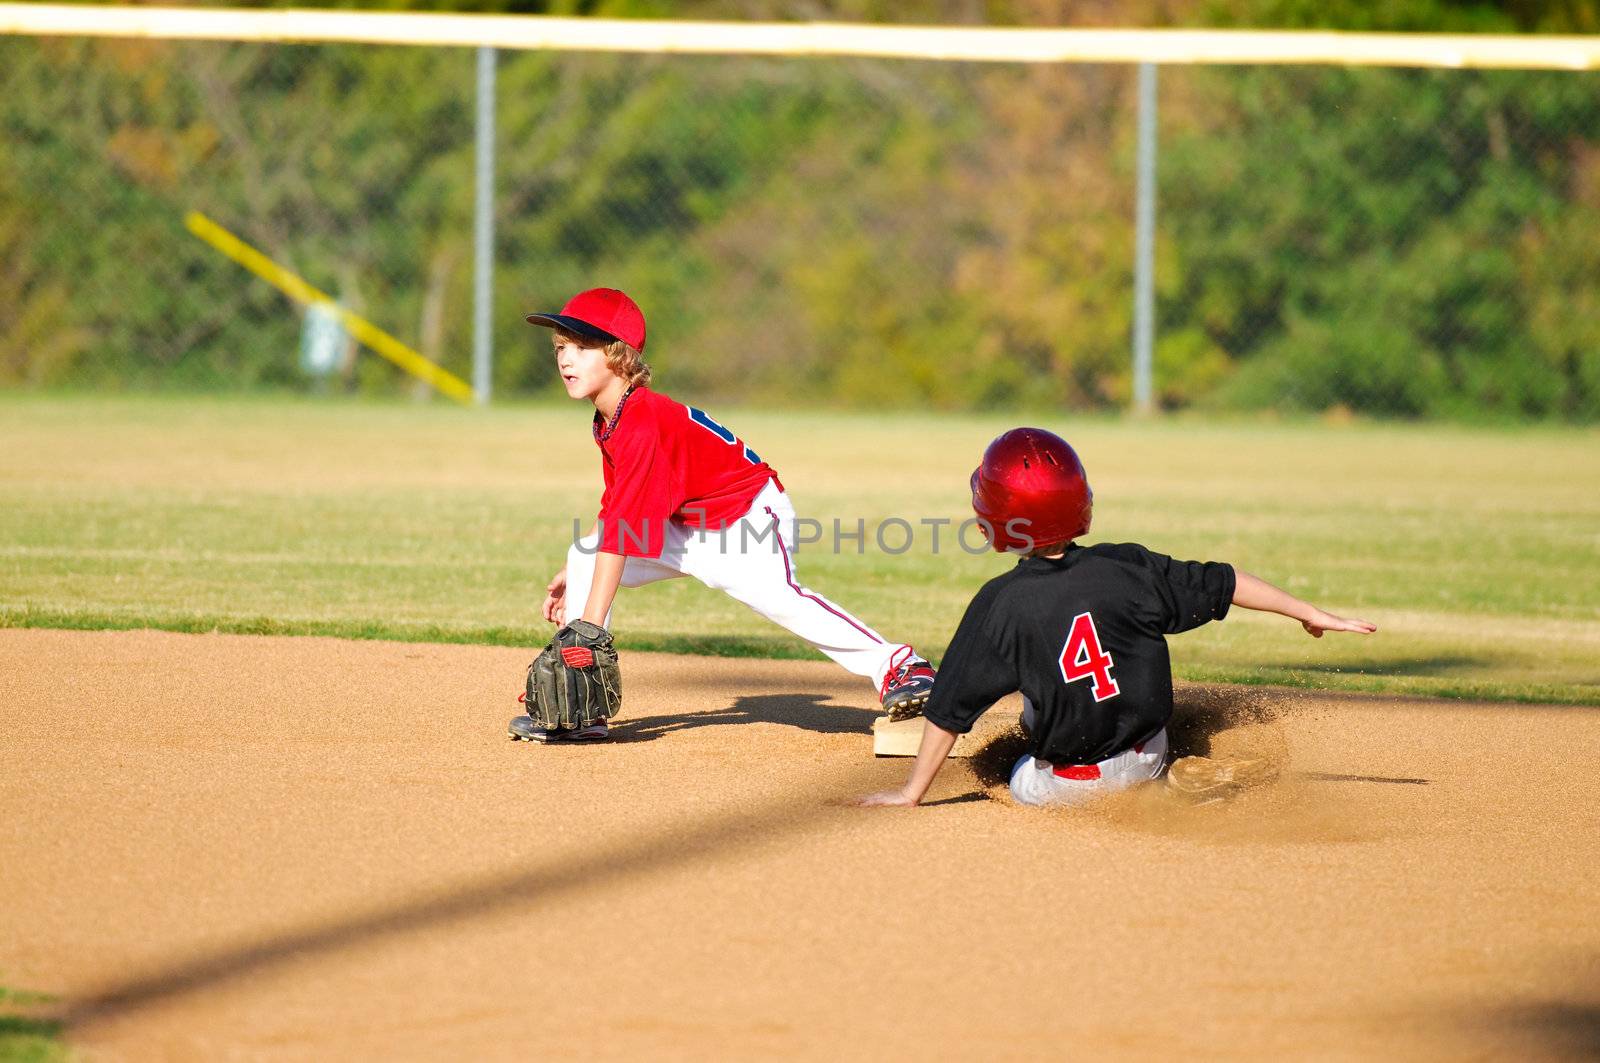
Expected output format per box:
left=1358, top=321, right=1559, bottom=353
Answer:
left=3, top=629, right=1597, bottom=1061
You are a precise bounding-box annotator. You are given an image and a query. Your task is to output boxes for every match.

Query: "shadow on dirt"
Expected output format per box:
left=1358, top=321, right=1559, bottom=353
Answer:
left=1432, top=953, right=1600, bottom=1059
left=920, top=791, right=991, bottom=806
left=1300, top=771, right=1429, bottom=785
left=1256, top=654, right=1486, bottom=677
left=613, top=692, right=877, bottom=740
left=50, top=762, right=886, bottom=1035
left=1479, top=1000, right=1600, bottom=1058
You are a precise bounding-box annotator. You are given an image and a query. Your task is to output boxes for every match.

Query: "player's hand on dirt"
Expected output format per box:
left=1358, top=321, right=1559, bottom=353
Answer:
left=854, top=788, right=920, bottom=808
left=1301, top=609, right=1377, bottom=638
left=542, top=568, right=567, bottom=624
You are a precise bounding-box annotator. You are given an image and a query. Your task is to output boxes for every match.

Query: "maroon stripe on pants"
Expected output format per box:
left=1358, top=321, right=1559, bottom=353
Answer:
left=764, top=506, right=883, bottom=644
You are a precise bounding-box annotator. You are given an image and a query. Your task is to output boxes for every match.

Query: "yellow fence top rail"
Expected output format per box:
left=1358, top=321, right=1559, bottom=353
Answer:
left=1, top=3, right=1597, bottom=70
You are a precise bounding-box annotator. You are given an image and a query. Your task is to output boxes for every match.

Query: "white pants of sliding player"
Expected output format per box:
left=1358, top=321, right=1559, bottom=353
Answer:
left=561, top=479, right=910, bottom=691
left=1008, top=697, right=1170, bottom=807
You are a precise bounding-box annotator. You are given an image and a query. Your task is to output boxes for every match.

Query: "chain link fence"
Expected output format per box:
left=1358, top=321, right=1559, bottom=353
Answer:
left=2, top=33, right=1597, bottom=418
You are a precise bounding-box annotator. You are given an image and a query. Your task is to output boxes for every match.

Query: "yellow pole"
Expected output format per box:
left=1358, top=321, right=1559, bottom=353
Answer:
left=184, top=211, right=476, bottom=405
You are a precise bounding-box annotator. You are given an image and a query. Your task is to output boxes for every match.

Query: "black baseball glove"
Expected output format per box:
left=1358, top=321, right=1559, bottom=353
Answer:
left=524, top=620, right=622, bottom=730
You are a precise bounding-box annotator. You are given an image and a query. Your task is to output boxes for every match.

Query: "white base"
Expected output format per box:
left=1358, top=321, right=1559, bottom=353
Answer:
left=870, top=715, right=995, bottom=758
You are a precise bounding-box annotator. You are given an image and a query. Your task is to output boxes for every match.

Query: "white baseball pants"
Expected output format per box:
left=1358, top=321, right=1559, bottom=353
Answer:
left=561, top=480, right=911, bottom=691
left=1008, top=697, right=1170, bottom=807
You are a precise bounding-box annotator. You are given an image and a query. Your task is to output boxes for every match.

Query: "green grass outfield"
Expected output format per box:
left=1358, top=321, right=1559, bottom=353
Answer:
left=2, top=393, right=1597, bottom=705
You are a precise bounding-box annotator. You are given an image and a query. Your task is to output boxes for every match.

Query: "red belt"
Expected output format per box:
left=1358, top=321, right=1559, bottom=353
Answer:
left=1052, top=741, right=1145, bottom=780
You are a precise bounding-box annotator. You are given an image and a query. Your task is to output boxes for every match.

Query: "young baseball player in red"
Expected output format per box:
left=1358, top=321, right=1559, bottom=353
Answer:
left=511, top=287, right=935, bottom=742
left=859, top=427, right=1376, bottom=808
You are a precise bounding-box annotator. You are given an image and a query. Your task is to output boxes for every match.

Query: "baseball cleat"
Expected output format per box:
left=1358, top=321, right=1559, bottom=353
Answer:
left=508, top=715, right=549, bottom=741
left=1166, top=755, right=1279, bottom=802
left=508, top=716, right=610, bottom=743
left=880, top=656, right=937, bottom=721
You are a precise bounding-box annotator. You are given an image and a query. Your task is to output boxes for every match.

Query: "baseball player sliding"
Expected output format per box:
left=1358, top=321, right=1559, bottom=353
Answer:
left=512, top=287, right=935, bottom=742
left=858, top=428, right=1376, bottom=808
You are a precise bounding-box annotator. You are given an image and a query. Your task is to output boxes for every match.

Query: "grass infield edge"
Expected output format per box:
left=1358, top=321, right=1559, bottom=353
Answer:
left=3, top=607, right=1596, bottom=708
left=0, top=984, right=66, bottom=1063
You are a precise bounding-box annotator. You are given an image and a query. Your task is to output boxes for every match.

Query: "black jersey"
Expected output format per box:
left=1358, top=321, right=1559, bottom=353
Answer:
left=922, top=543, right=1236, bottom=766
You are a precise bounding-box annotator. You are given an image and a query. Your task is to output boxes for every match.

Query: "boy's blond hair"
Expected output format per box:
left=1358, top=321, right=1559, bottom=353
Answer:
left=555, top=328, right=651, bottom=389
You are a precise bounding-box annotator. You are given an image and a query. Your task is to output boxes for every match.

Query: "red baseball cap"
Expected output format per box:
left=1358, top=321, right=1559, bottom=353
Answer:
left=525, top=288, right=647, bottom=351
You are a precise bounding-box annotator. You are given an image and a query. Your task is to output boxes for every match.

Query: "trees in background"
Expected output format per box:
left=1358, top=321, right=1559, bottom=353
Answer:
left=1, top=0, right=1596, bottom=417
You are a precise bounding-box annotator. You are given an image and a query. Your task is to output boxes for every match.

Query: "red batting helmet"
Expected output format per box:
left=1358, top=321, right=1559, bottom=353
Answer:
left=970, top=428, right=1093, bottom=553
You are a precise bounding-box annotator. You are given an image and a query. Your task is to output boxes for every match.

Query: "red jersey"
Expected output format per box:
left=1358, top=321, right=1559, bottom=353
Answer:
left=593, top=387, right=781, bottom=558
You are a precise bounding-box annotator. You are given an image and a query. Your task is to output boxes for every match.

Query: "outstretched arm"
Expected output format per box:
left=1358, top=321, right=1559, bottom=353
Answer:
left=856, top=721, right=961, bottom=807
left=857, top=590, right=1016, bottom=808
left=1232, top=569, right=1376, bottom=637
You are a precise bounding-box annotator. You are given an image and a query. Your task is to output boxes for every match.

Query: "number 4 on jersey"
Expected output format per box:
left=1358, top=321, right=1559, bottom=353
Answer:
left=1058, top=611, right=1120, bottom=702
